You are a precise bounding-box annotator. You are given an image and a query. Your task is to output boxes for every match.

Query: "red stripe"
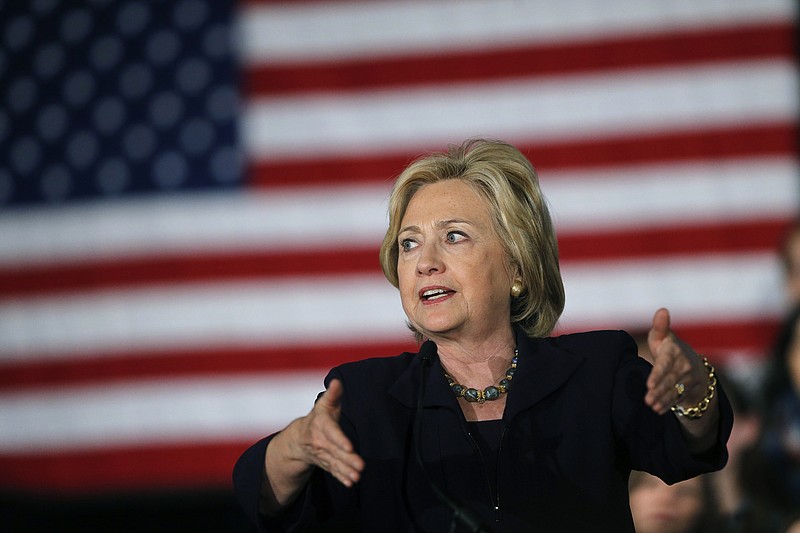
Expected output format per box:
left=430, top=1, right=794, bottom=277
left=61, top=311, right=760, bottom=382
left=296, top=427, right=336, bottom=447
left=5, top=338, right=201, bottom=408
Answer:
left=0, top=218, right=790, bottom=299
left=674, top=319, right=782, bottom=360
left=0, top=341, right=418, bottom=391
left=0, top=248, right=381, bottom=299
left=249, top=122, right=797, bottom=188
left=558, top=218, right=792, bottom=263
left=559, top=317, right=781, bottom=361
left=246, top=23, right=794, bottom=95
left=0, top=441, right=251, bottom=493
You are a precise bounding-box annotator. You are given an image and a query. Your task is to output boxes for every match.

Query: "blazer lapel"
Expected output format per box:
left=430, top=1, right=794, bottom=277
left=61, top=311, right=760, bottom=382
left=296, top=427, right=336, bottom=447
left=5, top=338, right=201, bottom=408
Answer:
left=504, top=330, right=585, bottom=422
left=388, top=340, right=457, bottom=410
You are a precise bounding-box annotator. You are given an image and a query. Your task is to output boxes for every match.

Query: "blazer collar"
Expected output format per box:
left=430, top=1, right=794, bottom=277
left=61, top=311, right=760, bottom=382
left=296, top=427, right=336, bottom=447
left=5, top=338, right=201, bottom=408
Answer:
left=388, top=327, right=585, bottom=417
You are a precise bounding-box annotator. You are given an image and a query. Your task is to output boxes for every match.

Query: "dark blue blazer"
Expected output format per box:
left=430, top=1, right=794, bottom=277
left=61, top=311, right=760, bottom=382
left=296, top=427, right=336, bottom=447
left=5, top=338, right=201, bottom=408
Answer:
left=233, top=329, right=732, bottom=532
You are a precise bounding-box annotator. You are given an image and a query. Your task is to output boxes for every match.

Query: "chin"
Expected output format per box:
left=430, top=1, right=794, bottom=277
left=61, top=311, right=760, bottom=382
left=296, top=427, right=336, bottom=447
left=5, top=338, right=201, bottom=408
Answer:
left=412, top=320, right=458, bottom=339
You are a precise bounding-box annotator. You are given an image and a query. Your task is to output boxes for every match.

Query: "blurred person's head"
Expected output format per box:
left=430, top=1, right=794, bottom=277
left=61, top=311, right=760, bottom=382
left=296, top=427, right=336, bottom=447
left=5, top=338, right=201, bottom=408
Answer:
left=708, top=367, right=762, bottom=518
left=762, top=304, right=800, bottom=405
left=629, top=471, right=717, bottom=533
left=781, top=221, right=800, bottom=305
left=716, top=367, right=761, bottom=464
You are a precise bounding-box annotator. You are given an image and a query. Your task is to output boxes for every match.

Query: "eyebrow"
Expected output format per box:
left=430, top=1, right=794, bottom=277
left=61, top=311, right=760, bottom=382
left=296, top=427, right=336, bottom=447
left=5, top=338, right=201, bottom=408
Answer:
left=398, top=219, right=473, bottom=235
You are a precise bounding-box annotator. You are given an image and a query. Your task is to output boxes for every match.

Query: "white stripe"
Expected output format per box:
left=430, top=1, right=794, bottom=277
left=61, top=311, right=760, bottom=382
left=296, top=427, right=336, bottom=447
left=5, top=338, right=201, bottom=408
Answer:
left=239, top=0, right=794, bottom=64
left=543, top=157, right=800, bottom=231
left=0, top=157, right=795, bottom=266
left=0, top=274, right=409, bottom=359
left=0, top=184, right=391, bottom=266
left=0, top=372, right=326, bottom=452
left=0, top=254, right=784, bottom=360
left=244, top=61, right=798, bottom=159
left=559, top=252, right=785, bottom=332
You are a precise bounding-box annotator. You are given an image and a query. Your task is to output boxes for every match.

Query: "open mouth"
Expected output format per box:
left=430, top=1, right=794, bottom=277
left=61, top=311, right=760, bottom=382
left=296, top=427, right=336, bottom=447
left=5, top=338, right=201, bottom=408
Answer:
left=420, top=288, right=453, bottom=301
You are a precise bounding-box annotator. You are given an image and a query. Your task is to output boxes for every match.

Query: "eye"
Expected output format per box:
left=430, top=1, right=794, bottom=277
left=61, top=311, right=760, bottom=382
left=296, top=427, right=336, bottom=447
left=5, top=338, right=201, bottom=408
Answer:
left=399, top=238, right=418, bottom=252
left=446, top=231, right=466, bottom=243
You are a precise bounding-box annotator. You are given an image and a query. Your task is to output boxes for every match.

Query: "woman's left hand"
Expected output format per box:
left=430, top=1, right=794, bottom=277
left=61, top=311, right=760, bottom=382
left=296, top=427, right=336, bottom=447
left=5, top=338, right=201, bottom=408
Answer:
left=644, top=308, right=708, bottom=416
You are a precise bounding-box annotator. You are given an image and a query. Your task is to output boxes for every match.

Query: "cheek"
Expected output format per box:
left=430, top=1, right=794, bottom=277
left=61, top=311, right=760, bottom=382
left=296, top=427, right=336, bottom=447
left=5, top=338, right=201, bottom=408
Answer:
left=396, top=269, right=416, bottom=308
left=396, top=261, right=413, bottom=289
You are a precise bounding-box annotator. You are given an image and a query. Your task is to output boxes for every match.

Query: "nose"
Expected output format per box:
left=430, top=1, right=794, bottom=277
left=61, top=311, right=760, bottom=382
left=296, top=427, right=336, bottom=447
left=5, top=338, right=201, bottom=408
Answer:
left=416, top=242, right=444, bottom=276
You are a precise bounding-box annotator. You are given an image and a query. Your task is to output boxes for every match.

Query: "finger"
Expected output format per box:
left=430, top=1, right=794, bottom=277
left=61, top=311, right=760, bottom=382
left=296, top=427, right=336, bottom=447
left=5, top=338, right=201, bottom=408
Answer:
left=319, top=413, right=356, bottom=454
left=329, top=446, right=365, bottom=479
left=647, top=307, right=671, bottom=355
left=647, top=375, right=681, bottom=413
left=646, top=356, right=698, bottom=413
left=316, top=429, right=365, bottom=485
left=302, top=422, right=364, bottom=484
left=308, top=380, right=366, bottom=485
left=645, top=372, right=678, bottom=413
left=646, top=341, right=676, bottom=389
left=316, top=447, right=365, bottom=487
left=645, top=347, right=683, bottom=409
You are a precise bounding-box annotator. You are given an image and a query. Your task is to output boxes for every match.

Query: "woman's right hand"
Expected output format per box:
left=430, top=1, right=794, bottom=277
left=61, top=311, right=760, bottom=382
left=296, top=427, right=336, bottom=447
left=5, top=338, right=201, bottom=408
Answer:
left=289, top=378, right=365, bottom=487
left=262, top=378, right=365, bottom=511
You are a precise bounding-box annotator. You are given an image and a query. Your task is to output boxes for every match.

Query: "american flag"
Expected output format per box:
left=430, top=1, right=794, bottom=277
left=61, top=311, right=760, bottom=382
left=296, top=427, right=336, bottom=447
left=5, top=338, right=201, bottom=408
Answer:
left=1, top=0, right=798, bottom=497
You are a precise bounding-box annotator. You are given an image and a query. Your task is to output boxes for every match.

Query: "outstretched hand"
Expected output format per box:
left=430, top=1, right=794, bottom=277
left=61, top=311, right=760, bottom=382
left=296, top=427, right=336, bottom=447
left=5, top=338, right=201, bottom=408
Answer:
left=291, top=379, right=365, bottom=487
left=261, top=379, right=365, bottom=512
left=644, top=308, right=707, bottom=415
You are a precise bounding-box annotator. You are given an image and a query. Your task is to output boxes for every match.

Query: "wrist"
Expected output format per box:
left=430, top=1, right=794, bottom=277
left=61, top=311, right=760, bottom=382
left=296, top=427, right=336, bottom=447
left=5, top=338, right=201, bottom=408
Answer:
left=671, top=355, right=716, bottom=419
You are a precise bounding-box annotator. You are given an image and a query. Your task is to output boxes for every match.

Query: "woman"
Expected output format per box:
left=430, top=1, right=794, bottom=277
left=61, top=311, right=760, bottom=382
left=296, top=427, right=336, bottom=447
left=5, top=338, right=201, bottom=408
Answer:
left=233, top=139, right=732, bottom=532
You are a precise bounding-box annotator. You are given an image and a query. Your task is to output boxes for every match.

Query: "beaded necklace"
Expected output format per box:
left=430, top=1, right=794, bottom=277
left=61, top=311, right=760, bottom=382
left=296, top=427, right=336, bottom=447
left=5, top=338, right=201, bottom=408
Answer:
left=443, top=349, right=518, bottom=403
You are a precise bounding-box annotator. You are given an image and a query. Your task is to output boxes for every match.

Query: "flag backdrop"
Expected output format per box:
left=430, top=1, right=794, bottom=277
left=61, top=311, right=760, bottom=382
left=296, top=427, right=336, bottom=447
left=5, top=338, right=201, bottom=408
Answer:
left=0, top=0, right=798, bottom=497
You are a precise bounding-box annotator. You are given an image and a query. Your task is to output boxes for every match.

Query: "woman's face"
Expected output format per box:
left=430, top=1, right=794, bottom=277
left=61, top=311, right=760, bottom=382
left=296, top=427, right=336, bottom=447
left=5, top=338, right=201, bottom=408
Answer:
left=629, top=474, right=704, bottom=533
left=396, top=180, right=516, bottom=343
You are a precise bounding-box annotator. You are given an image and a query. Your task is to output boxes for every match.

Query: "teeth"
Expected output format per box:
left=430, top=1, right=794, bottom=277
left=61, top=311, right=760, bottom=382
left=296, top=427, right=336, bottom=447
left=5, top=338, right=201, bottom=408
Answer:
left=422, top=289, right=447, bottom=298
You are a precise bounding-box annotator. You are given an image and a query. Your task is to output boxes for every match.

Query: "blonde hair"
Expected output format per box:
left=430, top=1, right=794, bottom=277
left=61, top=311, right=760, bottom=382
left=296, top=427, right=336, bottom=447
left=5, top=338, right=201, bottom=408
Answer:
left=379, top=138, right=565, bottom=338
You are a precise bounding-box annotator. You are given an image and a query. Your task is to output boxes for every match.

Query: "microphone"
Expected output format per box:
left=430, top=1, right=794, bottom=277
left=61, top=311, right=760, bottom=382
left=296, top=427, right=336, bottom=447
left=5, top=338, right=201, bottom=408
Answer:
left=414, top=343, right=492, bottom=533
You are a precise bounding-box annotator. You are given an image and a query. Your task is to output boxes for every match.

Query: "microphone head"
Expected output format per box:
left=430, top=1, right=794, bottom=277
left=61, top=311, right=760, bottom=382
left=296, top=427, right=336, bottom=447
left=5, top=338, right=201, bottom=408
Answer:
left=419, top=340, right=438, bottom=367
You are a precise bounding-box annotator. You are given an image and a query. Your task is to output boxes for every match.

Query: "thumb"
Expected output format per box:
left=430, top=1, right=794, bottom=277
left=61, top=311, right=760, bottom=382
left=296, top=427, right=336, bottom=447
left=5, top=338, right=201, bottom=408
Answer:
left=318, top=378, right=345, bottom=415
left=648, top=308, right=671, bottom=354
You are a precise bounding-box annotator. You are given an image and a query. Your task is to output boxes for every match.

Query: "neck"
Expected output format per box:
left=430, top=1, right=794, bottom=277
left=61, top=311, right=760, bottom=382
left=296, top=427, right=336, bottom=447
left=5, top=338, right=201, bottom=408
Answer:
left=431, top=325, right=515, bottom=364
left=436, top=338, right=516, bottom=388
